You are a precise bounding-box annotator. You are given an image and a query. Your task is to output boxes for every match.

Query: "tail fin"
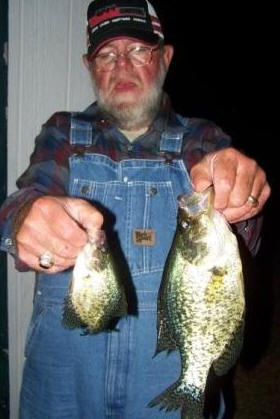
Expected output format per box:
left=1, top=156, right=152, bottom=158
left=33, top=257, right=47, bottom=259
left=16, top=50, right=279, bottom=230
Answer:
left=148, top=380, right=204, bottom=418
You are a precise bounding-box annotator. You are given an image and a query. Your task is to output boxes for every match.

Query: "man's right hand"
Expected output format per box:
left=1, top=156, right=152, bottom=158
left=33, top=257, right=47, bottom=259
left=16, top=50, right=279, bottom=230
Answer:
left=15, top=196, right=103, bottom=273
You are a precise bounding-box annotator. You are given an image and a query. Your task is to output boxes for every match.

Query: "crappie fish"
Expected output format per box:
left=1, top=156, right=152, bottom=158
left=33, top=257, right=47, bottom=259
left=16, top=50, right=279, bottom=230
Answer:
left=63, top=231, right=127, bottom=333
left=149, top=187, right=245, bottom=418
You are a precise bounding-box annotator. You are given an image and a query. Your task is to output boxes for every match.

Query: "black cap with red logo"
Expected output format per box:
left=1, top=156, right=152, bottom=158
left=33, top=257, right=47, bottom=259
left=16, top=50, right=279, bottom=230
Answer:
left=87, top=0, right=164, bottom=57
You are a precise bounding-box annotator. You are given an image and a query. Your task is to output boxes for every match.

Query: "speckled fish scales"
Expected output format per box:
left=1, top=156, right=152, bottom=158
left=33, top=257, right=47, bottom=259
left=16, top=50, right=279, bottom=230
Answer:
left=149, top=187, right=245, bottom=418
left=63, top=233, right=127, bottom=333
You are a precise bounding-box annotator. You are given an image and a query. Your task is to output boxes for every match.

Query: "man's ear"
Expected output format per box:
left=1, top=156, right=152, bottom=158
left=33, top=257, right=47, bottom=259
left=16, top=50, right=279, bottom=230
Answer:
left=82, top=54, right=90, bottom=70
left=162, top=45, right=174, bottom=69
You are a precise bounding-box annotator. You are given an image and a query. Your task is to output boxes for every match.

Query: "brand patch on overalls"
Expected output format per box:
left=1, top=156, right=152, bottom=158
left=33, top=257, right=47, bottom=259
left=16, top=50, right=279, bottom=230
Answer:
left=133, top=229, right=156, bottom=246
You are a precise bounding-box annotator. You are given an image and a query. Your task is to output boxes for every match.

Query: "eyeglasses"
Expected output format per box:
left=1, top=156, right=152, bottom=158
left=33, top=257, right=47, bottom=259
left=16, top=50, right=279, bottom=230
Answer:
left=91, top=45, right=160, bottom=72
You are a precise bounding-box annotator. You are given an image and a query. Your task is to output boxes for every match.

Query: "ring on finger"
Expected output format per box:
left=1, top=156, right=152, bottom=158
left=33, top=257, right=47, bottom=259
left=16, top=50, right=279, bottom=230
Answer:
left=247, top=194, right=259, bottom=208
left=38, top=251, right=55, bottom=269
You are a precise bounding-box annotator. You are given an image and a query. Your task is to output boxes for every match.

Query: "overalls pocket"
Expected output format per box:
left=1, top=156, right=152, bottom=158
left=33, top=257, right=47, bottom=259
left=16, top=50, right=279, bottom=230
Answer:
left=68, top=153, right=191, bottom=277
left=127, top=181, right=178, bottom=275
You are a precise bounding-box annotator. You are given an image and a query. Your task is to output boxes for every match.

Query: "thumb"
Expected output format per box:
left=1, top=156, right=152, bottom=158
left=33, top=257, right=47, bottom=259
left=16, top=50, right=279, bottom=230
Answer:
left=190, top=165, right=213, bottom=192
left=55, top=197, right=104, bottom=242
left=190, top=152, right=217, bottom=192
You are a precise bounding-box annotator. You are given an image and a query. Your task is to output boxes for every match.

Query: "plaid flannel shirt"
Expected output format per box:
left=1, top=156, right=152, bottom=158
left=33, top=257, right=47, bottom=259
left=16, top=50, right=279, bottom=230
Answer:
left=0, top=96, right=262, bottom=263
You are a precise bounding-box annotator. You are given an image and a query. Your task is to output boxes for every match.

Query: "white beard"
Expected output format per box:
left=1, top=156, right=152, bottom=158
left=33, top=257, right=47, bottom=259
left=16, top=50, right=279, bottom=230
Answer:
left=92, top=62, right=167, bottom=130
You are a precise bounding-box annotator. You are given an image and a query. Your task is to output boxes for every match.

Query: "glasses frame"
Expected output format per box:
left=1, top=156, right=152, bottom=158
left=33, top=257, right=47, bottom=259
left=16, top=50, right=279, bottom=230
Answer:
left=90, top=44, right=161, bottom=72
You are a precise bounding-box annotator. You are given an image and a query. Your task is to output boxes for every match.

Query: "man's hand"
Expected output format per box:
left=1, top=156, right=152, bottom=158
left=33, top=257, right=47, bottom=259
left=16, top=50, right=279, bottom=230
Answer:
left=190, top=148, right=271, bottom=223
left=15, top=196, right=103, bottom=273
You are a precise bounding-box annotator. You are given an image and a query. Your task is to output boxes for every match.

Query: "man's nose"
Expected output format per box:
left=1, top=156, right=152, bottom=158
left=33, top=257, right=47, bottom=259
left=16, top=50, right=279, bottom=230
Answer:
left=115, top=53, right=132, bottom=69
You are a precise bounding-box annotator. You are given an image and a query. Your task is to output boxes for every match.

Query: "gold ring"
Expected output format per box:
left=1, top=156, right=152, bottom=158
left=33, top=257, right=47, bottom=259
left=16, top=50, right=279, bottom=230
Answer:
left=248, top=194, right=259, bottom=208
left=38, top=251, right=54, bottom=269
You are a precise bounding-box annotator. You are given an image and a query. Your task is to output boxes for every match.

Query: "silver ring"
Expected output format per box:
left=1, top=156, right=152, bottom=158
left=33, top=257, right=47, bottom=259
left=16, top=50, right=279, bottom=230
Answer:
left=38, top=251, right=54, bottom=269
left=248, top=194, right=259, bottom=208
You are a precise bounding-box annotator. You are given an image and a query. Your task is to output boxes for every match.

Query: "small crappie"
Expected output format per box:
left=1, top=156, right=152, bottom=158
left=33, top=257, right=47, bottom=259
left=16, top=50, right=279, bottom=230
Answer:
left=63, top=231, right=127, bottom=333
left=149, top=187, right=245, bottom=418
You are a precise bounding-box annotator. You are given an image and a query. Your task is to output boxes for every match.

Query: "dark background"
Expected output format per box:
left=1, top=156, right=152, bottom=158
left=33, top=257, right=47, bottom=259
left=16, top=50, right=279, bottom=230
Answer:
left=155, top=3, right=277, bottom=176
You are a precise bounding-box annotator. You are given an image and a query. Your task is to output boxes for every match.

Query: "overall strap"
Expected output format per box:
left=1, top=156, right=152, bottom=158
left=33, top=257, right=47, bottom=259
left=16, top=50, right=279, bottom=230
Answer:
left=70, top=115, right=93, bottom=146
left=159, top=131, right=184, bottom=153
left=159, top=114, right=189, bottom=154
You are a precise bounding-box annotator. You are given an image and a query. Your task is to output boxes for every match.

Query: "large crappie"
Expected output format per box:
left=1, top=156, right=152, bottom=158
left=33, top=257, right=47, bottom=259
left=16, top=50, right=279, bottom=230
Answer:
left=149, top=187, right=245, bottom=418
left=63, top=231, right=127, bottom=333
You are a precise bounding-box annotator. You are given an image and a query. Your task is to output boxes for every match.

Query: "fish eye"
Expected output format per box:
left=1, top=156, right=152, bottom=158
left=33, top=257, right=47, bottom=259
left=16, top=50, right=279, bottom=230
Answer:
left=181, top=221, right=190, bottom=229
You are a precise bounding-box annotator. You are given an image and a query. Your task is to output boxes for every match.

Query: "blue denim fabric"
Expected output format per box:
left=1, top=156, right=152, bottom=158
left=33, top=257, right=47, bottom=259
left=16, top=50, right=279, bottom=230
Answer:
left=20, top=121, right=225, bottom=418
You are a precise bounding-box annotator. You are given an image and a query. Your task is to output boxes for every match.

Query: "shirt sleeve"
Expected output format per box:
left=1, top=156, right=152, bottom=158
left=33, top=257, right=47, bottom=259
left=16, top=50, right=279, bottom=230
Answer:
left=181, top=118, right=262, bottom=257
left=0, top=112, right=72, bottom=255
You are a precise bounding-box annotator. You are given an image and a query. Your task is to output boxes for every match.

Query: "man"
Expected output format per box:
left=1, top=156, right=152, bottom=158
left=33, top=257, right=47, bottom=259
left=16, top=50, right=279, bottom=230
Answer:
left=0, top=0, right=270, bottom=418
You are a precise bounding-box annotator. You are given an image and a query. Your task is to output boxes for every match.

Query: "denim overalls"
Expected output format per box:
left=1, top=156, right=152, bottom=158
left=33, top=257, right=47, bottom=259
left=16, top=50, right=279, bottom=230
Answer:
left=20, top=116, right=225, bottom=419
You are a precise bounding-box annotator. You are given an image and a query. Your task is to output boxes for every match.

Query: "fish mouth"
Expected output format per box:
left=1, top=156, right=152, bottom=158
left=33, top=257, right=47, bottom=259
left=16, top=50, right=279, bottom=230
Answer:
left=177, top=186, right=214, bottom=215
left=177, top=194, right=190, bottom=208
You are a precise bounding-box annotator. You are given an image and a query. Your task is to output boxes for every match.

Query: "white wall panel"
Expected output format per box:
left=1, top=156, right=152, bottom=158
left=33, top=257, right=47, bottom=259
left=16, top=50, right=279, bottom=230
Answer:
left=8, top=1, right=94, bottom=417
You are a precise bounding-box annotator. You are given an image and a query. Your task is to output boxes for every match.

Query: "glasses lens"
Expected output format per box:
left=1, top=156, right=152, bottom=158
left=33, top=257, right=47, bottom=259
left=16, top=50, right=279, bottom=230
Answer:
left=93, top=46, right=157, bottom=71
left=94, top=52, right=116, bottom=71
left=129, top=47, right=151, bottom=66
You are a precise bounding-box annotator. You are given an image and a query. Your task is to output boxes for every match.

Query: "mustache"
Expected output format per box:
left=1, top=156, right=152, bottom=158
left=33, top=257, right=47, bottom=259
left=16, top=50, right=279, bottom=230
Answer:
left=111, top=75, right=139, bottom=87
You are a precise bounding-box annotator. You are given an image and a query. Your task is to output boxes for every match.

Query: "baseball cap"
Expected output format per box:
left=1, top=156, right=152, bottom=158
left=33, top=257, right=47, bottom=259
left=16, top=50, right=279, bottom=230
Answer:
left=86, top=0, right=164, bottom=57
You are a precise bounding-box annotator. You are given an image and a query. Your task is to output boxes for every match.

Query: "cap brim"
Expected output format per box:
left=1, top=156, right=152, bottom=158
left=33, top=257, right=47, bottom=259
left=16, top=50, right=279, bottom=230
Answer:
left=88, top=27, right=160, bottom=57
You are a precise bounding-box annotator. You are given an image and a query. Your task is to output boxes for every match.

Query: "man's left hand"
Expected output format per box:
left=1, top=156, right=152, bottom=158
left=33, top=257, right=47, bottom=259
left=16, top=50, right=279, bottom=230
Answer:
left=190, top=147, right=271, bottom=223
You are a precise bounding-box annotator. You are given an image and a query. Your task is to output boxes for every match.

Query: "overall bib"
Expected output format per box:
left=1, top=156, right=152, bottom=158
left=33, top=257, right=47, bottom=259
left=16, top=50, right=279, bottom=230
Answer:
left=20, top=117, right=225, bottom=419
